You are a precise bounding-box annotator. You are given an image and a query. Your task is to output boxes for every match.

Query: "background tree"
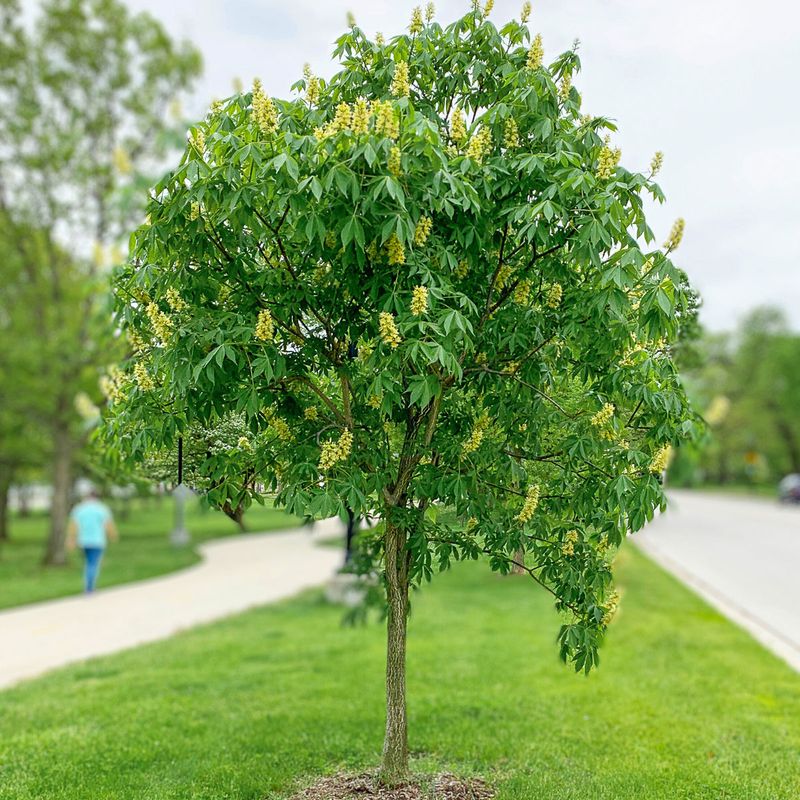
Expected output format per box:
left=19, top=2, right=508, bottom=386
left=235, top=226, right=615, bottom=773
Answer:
left=672, top=307, right=800, bottom=486
left=0, top=0, right=201, bottom=563
left=0, top=222, right=51, bottom=542
left=141, top=414, right=267, bottom=531
left=104, top=3, right=698, bottom=784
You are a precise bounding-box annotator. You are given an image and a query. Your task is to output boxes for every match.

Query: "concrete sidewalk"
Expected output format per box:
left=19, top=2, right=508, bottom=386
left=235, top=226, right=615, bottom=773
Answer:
left=0, top=521, right=344, bottom=690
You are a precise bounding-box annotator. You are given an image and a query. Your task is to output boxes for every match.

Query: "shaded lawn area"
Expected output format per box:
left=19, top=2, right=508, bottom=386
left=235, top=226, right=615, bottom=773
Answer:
left=0, top=546, right=798, bottom=800
left=0, top=499, right=300, bottom=610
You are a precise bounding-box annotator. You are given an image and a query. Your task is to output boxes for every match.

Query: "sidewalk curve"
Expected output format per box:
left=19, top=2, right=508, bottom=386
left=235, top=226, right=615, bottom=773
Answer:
left=0, top=521, right=344, bottom=690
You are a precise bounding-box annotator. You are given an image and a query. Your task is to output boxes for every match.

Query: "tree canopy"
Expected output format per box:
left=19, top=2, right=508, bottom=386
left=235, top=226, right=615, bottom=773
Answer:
left=105, top=1, right=699, bottom=783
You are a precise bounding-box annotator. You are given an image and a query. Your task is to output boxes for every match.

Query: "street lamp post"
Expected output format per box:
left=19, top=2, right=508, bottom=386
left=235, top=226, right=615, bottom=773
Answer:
left=170, top=437, right=191, bottom=546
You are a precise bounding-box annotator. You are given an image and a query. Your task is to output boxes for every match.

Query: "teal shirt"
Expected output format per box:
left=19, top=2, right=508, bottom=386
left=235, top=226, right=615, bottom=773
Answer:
left=70, top=500, right=112, bottom=549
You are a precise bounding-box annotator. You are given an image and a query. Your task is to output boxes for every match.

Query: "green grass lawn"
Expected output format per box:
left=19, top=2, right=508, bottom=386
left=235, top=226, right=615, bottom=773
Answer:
left=0, top=545, right=798, bottom=799
left=0, top=499, right=300, bottom=610
left=676, top=483, right=778, bottom=499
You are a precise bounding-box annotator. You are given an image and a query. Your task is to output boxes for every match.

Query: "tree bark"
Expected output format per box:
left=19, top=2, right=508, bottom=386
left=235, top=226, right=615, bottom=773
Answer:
left=43, top=422, right=72, bottom=566
left=775, top=418, right=800, bottom=474
left=379, top=520, right=410, bottom=785
left=0, top=465, right=11, bottom=542
left=222, top=500, right=247, bottom=532
left=17, top=484, right=31, bottom=517
left=511, top=546, right=526, bottom=574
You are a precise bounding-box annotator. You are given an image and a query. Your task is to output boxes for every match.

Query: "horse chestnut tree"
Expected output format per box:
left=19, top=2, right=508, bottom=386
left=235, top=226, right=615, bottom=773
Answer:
left=104, top=1, right=698, bottom=784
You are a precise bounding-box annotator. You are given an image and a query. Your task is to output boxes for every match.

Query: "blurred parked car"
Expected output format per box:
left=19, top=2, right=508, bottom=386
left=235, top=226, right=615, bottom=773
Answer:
left=778, top=474, right=800, bottom=504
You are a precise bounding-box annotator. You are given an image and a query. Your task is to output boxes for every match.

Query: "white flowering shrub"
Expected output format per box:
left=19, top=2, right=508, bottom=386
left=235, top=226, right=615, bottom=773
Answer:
left=104, top=2, right=699, bottom=783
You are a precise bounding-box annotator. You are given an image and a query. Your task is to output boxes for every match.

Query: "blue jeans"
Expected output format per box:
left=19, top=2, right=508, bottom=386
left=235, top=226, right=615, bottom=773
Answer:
left=82, top=547, right=104, bottom=593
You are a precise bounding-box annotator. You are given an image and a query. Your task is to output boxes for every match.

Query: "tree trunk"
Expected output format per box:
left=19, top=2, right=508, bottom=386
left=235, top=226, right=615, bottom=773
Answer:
left=379, top=520, right=410, bottom=785
left=0, top=466, right=11, bottom=542
left=511, top=546, right=526, bottom=575
left=222, top=500, right=247, bottom=532
left=776, top=418, right=800, bottom=474
left=17, top=484, right=31, bottom=517
left=43, top=424, right=72, bottom=566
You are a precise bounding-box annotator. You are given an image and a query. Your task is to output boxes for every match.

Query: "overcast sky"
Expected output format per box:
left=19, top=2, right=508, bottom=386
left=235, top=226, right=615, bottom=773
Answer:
left=112, top=1, right=800, bottom=330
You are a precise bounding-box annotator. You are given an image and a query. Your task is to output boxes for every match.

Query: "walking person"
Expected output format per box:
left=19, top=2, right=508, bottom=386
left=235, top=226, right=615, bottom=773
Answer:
left=67, top=489, right=118, bottom=594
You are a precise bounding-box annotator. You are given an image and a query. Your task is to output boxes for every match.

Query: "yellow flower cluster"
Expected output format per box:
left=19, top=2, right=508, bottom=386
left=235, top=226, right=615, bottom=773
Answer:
left=527, top=34, right=544, bottom=69
left=304, top=406, right=319, bottom=420
left=351, top=97, right=371, bottom=134
left=379, top=311, right=402, bottom=348
left=650, top=150, right=663, bottom=176
left=373, top=100, right=399, bottom=139
left=465, top=126, right=492, bottom=163
left=559, top=73, right=572, bottom=102
left=649, top=444, right=672, bottom=474
left=99, top=365, right=127, bottom=404
left=189, top=201, right=201, bottom=221
left=411, top=285, right=428, bottom=315
left=454, top=259, right=470, bottom=279
left=561, top=529, right=579, bottom=556
left=332, top=102, right=352, bottom=132
left=306, top=74, right=320, bottom=106
left=513, top=279, right=532, bottom=305
left=218, top=284, right=232, bottom=304
left=386, top=233, right=405, bottom=265
left=483, top=0, right=494, bottom=18
left=346, top=11, right=356, bottom=27
left=112, top=146, right=132, bottom=175
left=237, top=436, right=252, bottom=451
left=252, top=78, right=279, bottom=134
left=74, top=392, right=99, bottom=421
left=496, top=264, right=513, bottom=290
left=590, top=403, right=615, bottom=428
left=516, top=483, right=540, bottom=523
left=504, top=117, right=520, bottom=148
left=270, top=415, right=293, bottom=442
left=133, top=361, right=155, bottom=392
left=189, top=128, right=205, bottom=154
left=127, top=329, right=146, bottom=353
left=520, top=1, right=531, bottom=23
left=388, top=145, right=402, bottom=176
left=545, top=282, right=563, bottom=308
left=704, top=395, right=731, bottom=427
left=255, top=308, right=275, bottom=342
left=376, top=32, right=385, bottom=46
left=390, top=60, right=410, bottom=97
left=450, top=107, right=467, bottom=145
left=663, top=218, right=685, bottom=252
left=462, top=411, right=490, bottom=455
left=146, top=302, right=173, bottom=341
left=597, top=137, right=622, bottom=180
left=414, top=215, right=433, bottom=246
left=165, top=287, right=187, bottom=313
left=318, top=428, right=353, bottom=472
left=409, top=6, right=423, bottom=33
left=601, top=589, right=620, bottom=625
left=367, top=394, right=382, bottom=409
left=425, top=2, right=435, bottom=21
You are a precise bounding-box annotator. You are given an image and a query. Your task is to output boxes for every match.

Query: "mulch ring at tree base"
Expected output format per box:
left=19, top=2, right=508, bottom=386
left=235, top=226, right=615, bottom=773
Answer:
left=290, top=771, right=495, bottom=800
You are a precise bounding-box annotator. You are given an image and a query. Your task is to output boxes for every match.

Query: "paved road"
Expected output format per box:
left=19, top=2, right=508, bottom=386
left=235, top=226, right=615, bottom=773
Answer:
left=0, top=521, right=343, bottom=690
left=637, top=490, right=800, bottom=671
